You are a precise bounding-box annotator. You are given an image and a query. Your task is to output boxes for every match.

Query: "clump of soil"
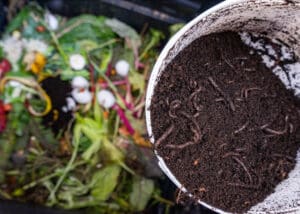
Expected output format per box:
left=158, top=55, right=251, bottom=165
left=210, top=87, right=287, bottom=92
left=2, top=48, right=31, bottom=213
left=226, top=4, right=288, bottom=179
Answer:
left=150, top=31, right=300, bottom=213
left=41, top=77, right=73, bottom=134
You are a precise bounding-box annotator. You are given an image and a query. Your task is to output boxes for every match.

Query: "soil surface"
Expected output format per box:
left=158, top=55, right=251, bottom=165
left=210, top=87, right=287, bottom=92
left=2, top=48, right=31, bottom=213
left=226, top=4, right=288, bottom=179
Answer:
left=150, top=31, right=300, bottom=213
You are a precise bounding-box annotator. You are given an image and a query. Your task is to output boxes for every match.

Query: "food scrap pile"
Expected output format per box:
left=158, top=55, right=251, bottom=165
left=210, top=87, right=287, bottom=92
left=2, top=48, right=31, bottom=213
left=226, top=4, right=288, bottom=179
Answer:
left=0, top=4, right=169, bottom=213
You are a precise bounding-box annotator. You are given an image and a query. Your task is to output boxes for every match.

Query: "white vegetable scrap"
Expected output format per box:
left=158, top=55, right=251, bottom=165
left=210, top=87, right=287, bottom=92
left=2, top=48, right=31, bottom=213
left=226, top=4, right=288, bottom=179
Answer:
left=71, top=89, right=92, bottom=104
left=12, top=30, right=21, bottom=40
left=8, top=80, right=22, bottom=88
left=115, top=60, right=130, bottom=77
left=71, top=76, right=89, bottom=89
left=69, top=54, right=86, bottom=70
left=97, top=89, right=116, bottom=109
left=23, top=39, right=48, bottom=54
left=62, top=97, right=76, bottom=112
left=0, top=37, right=23, bottom=63
left=45, top=11, right=59, bottom=31
left=71, top=76, right=92, bottom=105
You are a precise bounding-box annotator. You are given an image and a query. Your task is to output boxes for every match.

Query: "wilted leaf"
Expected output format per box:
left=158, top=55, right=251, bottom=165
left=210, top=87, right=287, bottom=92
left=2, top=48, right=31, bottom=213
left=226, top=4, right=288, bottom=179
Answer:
left=90, top=164, right=121, bottom=201
left=102, top=139, right=124, bottom=163
left=129, top=177, right=154, bottom=211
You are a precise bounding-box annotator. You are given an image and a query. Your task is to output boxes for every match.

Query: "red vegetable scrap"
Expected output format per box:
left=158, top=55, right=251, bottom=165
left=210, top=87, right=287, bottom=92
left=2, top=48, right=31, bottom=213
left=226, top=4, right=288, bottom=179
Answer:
left=113, top=104, right=135, bottom=135
left=0, top=59, right=12, bottom=78
left=0, top=100, right=7, bottom=132
left=88, top=64, right=95, bottom=93
left=36, top=25, right=46, bottom=33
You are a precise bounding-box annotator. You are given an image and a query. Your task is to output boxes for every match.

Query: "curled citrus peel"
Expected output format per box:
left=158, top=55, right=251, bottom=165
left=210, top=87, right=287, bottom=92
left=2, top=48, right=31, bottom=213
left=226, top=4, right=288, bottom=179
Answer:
left=0, top=76, right=52, bottom=116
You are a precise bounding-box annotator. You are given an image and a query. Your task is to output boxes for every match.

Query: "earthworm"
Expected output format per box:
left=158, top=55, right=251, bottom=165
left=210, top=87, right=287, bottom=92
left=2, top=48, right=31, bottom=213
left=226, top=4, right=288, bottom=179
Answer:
left=289, top=123, right=294, bottom=133
left=234, top=121, right=249, bottom=134
left=208, top=77, right=235, bottom=111
left=191, top=126, right=201, bottom=142
left=222, top=55, right=236, bottom=71
left=234, top=57, right=248, bottom=60
left=166, top=111, right=202, bottom=150
left=154, top=125, right=174, bottom=149
left=232, top=156, right=253, bottom=184
left=193, top=112, right=200, bottom=118
left=222, top=152, right=241, bottom=158
left=215, top=98, right=225, bottom=102
left=176, top=186, right=184, bottom=204
left=272, top=153, right=295, bottom=162
left=244, top=68, right=255, bottom=71
left=235, top=147, right=247, bottom=152
left=244, top=87, right=262, bottom=99
left=227, top=182, right=260, bottom=190
left=261, top=115, right=289, bottom=135
left=168, top=100, right=182, bottom=118
left=180, top=111, right=201, bottom=139
left=170, top=100, right=181, bottom=109
left=188, top=87, right=203, bottom=111
left=219, top=143, right=228, bottom=149
left=169, top=109, right=178, bottom=118
left=166, top=141, right=199, bottom=150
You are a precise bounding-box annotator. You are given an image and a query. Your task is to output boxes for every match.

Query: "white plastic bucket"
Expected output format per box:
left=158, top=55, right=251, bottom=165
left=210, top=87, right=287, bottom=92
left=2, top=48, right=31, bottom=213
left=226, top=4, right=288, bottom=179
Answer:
left=145, top=0, right=300, bottom=213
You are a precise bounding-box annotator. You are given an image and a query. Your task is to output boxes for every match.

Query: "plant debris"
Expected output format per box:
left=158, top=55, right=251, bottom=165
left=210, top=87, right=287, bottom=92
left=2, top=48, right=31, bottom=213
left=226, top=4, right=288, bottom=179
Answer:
left=0, top=3, right=170, bottom=213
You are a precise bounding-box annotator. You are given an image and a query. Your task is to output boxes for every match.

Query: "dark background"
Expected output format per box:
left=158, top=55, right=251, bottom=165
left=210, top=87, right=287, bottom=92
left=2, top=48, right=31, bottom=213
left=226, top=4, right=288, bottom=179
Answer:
left=0, top=1, right=223, bottom=213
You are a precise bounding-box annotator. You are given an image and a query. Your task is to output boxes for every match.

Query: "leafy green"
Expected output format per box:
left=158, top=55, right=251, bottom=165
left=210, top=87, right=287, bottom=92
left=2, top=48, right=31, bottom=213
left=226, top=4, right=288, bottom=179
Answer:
left=58, top=15, right=115, bottom=53
left=5, top=7, right=30, bottom=34
left=0, top=46, right=4, bottom=59
left=90, top=164, right=121, bottom=201
left=129, top=70, right=145, bottom=92
left=60, top=69, right=90, bottom=81
left=139, top=28, right=164, bottom=60
left=130, top=177, right=154, bottom=211
left=105, top=18, right=141, bottom=46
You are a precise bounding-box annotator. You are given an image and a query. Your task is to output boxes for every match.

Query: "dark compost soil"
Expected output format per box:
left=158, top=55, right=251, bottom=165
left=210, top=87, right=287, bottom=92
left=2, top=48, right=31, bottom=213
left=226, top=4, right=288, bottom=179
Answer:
left=41, top=77, right=72, bottom=134
left=150, top=31, right=300, bottom=213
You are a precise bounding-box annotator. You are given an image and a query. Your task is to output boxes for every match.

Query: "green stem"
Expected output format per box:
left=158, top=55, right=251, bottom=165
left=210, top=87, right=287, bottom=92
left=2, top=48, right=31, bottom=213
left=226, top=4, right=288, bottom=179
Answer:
left=89, top=57, right=126, bottom=109
left=48, top=142, right=80, bottom=205
left=113, top=115, right=120, bottom=139
left=23, top=171, right=60, bottom=191
left=49, top=30, right=69, bottom=66
left=92, top=38, right=119, bottom=51
left=0, top=189, right=12, bottom=200
left=139, top=38, right=159, bottom=61
left=59, top=200, right=104, bottom=210
left=119, top=162, right=135, bottom=175
left=21, top=161, right=86, bottom=191
left=152, top=193, right=174, bottom=206
left=38, top=19, right=69, bottom=66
